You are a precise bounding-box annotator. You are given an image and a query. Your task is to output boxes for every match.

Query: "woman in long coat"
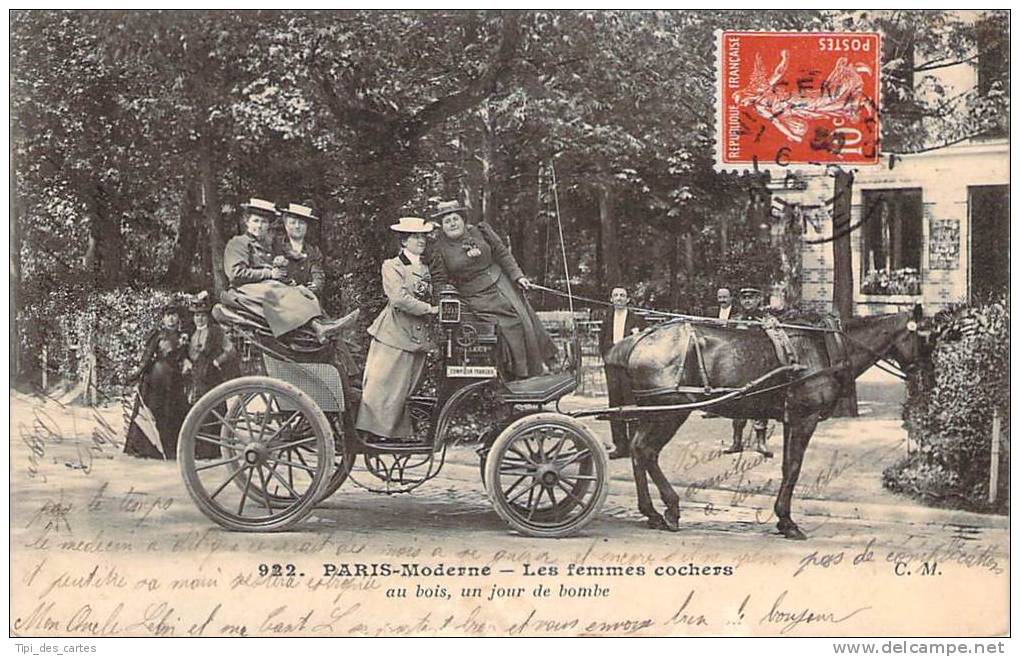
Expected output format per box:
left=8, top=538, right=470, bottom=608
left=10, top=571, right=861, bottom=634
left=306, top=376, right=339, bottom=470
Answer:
left=428, top=201, right=556, bottom=380
left=123, top=309, right=190, bottom=459
left=356, top=217, right=439, bottom=440
left=221, top=198, right=354, bottom=343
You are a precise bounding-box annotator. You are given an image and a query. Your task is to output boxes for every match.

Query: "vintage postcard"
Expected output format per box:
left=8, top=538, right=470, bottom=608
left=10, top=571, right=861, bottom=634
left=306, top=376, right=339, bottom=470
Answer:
left=9, top=10, right=1010, bottom=642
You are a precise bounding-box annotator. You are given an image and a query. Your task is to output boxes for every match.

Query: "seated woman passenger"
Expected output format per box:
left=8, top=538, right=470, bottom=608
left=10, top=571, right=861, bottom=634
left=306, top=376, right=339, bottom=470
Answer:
left=273, top=202, right=326, bottom=299
left=356, top=217, right=439, bottom=441
left=428, top=200, right=556, bottom=380
left=222, top=198, right=356, bottom=343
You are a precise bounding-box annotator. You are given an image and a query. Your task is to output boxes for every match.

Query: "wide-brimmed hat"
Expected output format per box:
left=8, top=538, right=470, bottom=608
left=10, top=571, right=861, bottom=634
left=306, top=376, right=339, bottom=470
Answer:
left=430, top=200, right=468, bottom=220
left=188, top=291, right=213, bottom=313
left=279, top=203, right=318, bottom=222
left=739, top=287, right=762, bottom=297
left=240, top=197, right=279, bottom=217
left=389, top=217, right=435, bottom=233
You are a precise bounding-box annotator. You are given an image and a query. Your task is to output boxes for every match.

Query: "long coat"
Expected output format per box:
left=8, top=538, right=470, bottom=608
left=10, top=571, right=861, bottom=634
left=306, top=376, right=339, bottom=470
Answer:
left=222, top=233, right=323, bottom=337
left=124, top=328, right=189, bottom=460
left=356, top=252, right=434, bottom=439
left=430, top=222, right=556, bottom=379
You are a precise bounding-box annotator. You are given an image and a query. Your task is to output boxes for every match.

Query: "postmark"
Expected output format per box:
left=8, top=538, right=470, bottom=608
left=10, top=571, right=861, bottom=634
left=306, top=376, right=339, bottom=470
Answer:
left=716, top=31, right=881, bottom=170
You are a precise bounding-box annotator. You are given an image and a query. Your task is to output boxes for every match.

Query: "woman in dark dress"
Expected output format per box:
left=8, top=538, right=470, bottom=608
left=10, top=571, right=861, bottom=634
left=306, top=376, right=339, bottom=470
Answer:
left=428, top=200, right=557, bottom=380
left=123, top=308, right=190, bottom=460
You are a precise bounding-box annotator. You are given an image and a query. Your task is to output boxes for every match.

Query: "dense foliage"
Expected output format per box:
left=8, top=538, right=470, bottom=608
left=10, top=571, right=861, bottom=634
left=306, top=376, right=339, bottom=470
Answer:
left=884, top=297, right=1010, bottom=512
left=11, top=10, right=1008, bottom=392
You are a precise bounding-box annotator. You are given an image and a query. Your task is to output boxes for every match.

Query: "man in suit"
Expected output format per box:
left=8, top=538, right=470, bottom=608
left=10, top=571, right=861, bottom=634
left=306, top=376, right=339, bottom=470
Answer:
left=600, top=286, right=647, bottom=459
left=717, top=287, right=733, bottom=320
left=724, top=287, right=773, bottom=458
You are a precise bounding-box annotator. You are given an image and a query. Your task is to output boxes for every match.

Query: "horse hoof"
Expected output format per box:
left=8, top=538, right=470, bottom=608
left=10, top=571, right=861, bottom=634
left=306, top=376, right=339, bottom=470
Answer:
left=647, top=516, right=667, bottom=530
left=663, top=513, right=680, bottom=532
left=779, top=523, right=807, bottom=540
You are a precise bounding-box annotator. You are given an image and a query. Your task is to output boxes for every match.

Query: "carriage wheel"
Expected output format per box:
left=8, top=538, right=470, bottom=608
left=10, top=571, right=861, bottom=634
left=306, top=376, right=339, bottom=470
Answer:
left=484, top=412, right=608, bottom=538
left=178, top=376, right=334, bottom=532
left=316, top=414, right=352, bottom=501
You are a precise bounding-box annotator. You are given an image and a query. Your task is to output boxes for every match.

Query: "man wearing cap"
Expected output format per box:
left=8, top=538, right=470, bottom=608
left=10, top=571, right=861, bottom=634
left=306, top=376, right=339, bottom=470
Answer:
left=222, top=198, right=356, bottom=343
left=598, top=286, right=646, bottom=459
left=725, top=287, right=773, bottom=458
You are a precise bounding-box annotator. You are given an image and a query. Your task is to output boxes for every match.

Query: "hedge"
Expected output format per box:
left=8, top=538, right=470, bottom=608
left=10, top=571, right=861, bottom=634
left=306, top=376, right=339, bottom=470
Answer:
left=883, top=296, right=1010, bottom=513
left=44, top=288, right=189, bottom=398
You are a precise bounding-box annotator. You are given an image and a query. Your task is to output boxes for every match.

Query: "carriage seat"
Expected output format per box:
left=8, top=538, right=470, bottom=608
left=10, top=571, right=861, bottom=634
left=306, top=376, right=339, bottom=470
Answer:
left=211, top=304, right=332, bottom=361
left=501, top=371, right=576, bottom=405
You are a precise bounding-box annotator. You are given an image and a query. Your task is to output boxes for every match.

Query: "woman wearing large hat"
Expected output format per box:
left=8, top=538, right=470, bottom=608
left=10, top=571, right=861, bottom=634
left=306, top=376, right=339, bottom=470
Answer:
left=428, top=200, right=556, bottom=380
left=221, top=198, right=356, bottom=343
left=356, top=217, right=439, bottom=440
left=273, top=202, right=326, bottom=299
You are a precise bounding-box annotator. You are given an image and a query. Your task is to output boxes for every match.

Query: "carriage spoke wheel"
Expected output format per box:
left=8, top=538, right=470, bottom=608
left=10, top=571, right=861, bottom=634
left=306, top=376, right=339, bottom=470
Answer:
left=484, top=413, right=608, bottom=538
left=178, top=377, right=334, bottom=531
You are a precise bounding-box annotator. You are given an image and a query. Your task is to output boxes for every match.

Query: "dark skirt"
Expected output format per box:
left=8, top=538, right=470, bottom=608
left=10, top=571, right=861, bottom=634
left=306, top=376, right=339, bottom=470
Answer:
left=124, top=360, right=189, bottom=460
left=464, top=275, right=557, bottom=379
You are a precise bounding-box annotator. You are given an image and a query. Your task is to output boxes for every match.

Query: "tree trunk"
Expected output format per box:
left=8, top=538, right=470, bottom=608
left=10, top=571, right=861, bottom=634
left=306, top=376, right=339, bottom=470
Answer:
left=780, top=202, right=803, bottom=308
left=719, top=207, right=730, bottom=257
left=599, top=183, right=621, bottom=287
left=11, top=165, right=22, bottom=381
left=670, top=233, right=682, bottom=309
left=82, top=183, right=123, bottom=289
left=832, top=168, right=859, bottom=416
left=164, top=182, right=201, bottom=287
left=199, top=139, right=227, bottom=296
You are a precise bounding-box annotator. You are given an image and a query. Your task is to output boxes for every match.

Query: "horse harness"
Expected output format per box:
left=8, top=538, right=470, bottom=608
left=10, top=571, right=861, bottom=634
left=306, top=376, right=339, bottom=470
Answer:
left=624, top=317, right=866, bottom=422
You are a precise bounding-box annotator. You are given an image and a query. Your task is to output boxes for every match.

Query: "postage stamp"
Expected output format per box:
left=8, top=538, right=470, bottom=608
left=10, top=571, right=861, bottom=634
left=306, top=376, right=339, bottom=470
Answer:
left=716, top=31, right=881, bottom=170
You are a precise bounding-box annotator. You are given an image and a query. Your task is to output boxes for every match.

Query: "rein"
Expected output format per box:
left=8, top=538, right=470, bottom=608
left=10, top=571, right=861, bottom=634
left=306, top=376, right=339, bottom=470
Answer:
left=529, top=283, right=915, bottom=381
left=529, top=283, right=839, bottom=334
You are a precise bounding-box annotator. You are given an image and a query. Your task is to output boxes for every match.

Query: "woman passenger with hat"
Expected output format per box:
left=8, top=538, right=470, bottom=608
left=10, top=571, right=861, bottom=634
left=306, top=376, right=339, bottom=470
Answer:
left=274, top=202, right=326, bottom=299
left=221, top=198, right=356, bottom=343
left=428, top=200, right=557, bottom=380
left=355, top=217, right=440, bottom=441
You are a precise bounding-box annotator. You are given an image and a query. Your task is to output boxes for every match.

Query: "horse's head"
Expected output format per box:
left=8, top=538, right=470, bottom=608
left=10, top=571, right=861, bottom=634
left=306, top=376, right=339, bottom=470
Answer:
left=885, top=304, right=928, bottom=374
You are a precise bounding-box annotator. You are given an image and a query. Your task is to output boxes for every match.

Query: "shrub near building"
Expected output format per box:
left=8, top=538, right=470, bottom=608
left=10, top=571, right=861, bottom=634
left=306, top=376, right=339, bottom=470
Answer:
left=884, top=296, right=1010, bottom=512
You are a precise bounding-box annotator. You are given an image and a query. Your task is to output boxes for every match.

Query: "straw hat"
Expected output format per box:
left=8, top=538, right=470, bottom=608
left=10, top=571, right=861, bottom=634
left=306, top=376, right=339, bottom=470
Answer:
left=279, top=203, right=318, bottom=221
left=240, top=197, right=279, bottom=217
left=389, top=217, right=435, bottom=233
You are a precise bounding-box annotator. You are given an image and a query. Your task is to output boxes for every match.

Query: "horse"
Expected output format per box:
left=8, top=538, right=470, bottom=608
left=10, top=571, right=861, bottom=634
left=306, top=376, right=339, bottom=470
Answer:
left=605, top=307, right=924, bottom=540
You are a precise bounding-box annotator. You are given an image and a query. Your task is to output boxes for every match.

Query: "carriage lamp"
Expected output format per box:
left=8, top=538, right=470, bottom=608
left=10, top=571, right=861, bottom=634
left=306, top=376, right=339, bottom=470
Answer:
left=438, top=285, right=461, bottom=325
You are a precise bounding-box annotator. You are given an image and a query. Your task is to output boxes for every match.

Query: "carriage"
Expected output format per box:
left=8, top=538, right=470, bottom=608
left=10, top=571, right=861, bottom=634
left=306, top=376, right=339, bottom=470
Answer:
left=177, top=286, right=609, bottom=538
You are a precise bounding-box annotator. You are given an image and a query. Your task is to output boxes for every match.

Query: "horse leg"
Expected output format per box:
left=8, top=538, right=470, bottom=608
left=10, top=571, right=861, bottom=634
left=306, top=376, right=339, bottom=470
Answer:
left=630, top=420, right=666, bottom=529
left=773, top=412, right=820, bottom=540
left=639, top=413, right=688, bottom=531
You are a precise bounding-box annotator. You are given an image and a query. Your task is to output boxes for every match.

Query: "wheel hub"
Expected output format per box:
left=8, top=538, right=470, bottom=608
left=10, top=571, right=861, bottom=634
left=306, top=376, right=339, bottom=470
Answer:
left=243, top=444, right=267, bottom=466
left=537, top=465, right=559, bottom=486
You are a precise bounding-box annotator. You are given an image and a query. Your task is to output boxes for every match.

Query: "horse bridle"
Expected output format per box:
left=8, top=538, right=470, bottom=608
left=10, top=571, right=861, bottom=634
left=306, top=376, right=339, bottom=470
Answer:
left=837, top=319, right=921, bottom=381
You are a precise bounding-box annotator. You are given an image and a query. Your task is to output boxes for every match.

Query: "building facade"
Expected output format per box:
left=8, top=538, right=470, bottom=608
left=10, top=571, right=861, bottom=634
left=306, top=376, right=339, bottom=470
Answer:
left=772, top=139, right=1008, bottom=317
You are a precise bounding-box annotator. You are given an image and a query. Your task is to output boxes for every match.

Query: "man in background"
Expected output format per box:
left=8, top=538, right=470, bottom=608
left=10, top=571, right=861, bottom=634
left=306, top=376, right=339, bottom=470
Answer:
left=724, top=287, right=773, bottom=458
left=599, top=286, right=647, bottom=459
left=717, top=287, right=733, bottom=320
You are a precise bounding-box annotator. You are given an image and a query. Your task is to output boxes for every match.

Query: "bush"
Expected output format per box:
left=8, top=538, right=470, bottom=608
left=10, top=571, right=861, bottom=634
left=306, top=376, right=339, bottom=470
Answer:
left=884, top=295, right=1010, bottom=512
left=61, top=288, right=188, bottom=398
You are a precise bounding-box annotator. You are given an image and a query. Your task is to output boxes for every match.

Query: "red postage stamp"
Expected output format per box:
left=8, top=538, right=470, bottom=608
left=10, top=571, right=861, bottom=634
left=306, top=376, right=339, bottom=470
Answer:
left=716, top=31, right=881, bottom=169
